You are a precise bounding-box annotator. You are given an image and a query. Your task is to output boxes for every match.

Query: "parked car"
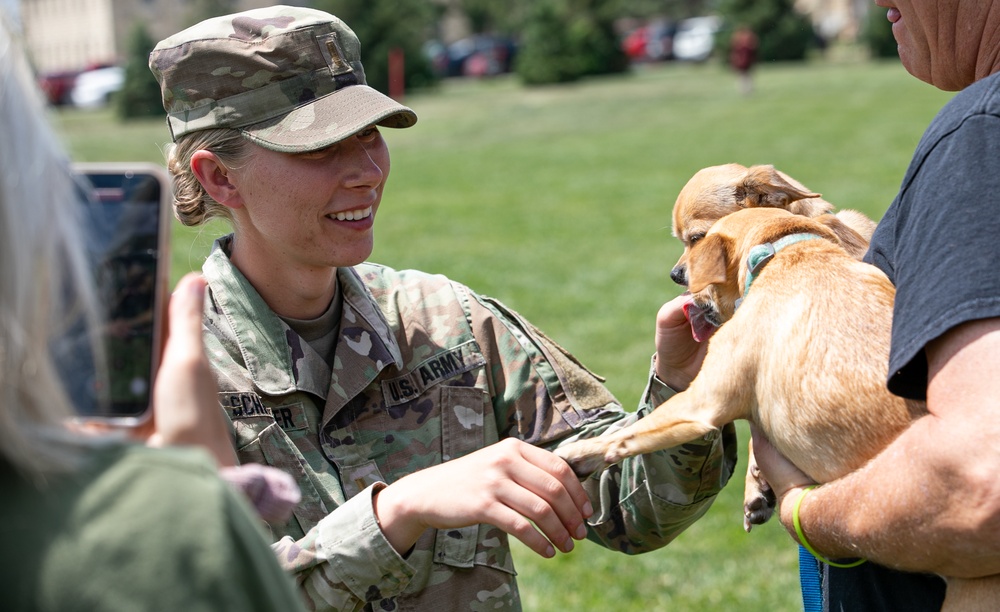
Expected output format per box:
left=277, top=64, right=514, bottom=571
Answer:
left=622, top=25, right=650, bottom=61
left=423, top=40, right=449, bottom=78
left=644, top=20, right=677, bottom=61
left=444, top=35, right=517, bottom=78
left=38, top=69, right=81, bottom=106
left=672, top=16, right=722, bottom=62
left=70, top=65, right=124, bottom=108
left=622, top=19, right=676, bottom=63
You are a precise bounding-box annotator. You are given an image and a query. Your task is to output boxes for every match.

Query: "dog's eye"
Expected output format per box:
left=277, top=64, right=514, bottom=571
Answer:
left=688, top=232, right=706, bottom=246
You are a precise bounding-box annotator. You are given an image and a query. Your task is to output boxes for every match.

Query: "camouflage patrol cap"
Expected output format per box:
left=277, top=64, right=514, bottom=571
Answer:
left=149, top=5, right=416, bottom=152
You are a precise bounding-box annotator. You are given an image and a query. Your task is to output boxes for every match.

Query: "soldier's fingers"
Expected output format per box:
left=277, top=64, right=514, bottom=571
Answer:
left=513, top=440, right=593, bottom=520
left=490, top=504, right=557, bottom=558
left=657, top=293, right=692, bottom=330
left=492, top=479, right=581, bottom=554
left=490, top=444, right=591, bottom=550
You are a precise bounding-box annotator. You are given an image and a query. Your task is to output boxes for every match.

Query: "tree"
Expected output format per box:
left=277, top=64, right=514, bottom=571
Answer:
left=461, top=0, right=528, bottom=34
left=116, top=22, right=163, bottom=120
left=573, top=0, right=630, bottom=76
left=516, top=0, right=628, bottom=86
left=314, top=0, right=438, bottom=94
left=619, top=0, right=713, bottom=19
left=516, top=0, right=582, bottom=84
left=185, top=0, right=237, bottom=27
left=863, top=5, right=898, bottom=59
left=716, top=0, right=816, bottom=62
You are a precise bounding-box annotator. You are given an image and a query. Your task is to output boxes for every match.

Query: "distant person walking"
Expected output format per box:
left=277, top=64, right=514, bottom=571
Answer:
left=729, top=26, right=758, bottom=95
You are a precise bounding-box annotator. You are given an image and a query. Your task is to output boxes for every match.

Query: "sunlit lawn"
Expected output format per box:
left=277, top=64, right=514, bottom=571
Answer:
left=54, top=53, right=952, bottom=610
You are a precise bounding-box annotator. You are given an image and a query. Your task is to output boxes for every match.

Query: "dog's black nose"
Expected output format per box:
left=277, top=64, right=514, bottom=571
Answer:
left=670, top=265, right=688, bottom=287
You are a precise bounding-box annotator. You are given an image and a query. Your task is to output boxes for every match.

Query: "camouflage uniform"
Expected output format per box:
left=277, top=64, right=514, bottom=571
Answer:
left=203, top=237, right=736, bottom=611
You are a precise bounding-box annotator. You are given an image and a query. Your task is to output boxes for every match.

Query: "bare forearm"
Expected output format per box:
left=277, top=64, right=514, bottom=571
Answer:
left=780, top=413, right=1000, bottom=577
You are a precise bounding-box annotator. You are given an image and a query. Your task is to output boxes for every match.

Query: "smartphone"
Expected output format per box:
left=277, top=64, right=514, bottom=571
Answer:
left=58, top=163, right=172, bottom=423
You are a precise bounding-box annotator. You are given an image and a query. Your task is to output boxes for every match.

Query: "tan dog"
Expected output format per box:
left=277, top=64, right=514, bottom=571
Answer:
left=556, top=207, right=997, bottom=610
left=671, top=163, right=880, bottom=525
left=669, top=163, right=876, bottom=286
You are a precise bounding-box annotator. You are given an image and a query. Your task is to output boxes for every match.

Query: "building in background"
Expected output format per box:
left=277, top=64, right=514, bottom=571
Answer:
left=795, top=0, right=867, bottom=42
left=19, top=0, right=307, bottom=73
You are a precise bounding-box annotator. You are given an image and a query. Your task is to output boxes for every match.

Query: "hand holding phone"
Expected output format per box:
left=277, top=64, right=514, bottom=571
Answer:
left=141, top=273, right=236, bottom=466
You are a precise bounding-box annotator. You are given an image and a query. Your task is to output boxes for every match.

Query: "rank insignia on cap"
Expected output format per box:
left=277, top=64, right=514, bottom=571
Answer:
left=316, top=32, right=353, bottom=76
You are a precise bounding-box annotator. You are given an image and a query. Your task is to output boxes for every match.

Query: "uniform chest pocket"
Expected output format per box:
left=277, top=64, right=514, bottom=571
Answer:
left=222, top=392, right=332, bottom=538
left=431, top=386, right=513, bottom=575
left=439, top=386, right=487, bottom=461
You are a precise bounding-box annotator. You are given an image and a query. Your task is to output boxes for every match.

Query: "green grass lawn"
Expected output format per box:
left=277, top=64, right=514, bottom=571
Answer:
left=53, top=55, right=953, bottom=610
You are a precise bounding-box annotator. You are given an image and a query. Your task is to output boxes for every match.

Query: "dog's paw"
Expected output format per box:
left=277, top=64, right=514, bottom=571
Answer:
left=554, top=440, right=610, bottom=478
left=603, top=439, right=634, bottom=467
left=743, top=490, right=776, bottom=532
left=743, top=461, right=776, bottom=532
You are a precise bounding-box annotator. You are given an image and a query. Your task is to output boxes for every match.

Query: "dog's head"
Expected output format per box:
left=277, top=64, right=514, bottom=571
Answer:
left=686, top=207, right=859, bottom=326
left=670, top=164, right=833, bottom=286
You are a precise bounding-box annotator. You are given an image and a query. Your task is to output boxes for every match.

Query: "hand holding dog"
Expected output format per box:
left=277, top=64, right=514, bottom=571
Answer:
left=749, top=425, right=814, bottom=526
left=654, top=294, right=709, bottom=391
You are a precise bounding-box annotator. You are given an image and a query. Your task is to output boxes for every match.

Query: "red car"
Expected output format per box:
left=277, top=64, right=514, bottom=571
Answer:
left=38, top=70, right=81, bottom=106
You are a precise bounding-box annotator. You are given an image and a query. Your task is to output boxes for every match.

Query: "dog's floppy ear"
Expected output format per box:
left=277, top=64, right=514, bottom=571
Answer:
left=734, top=165, right=822, bottom=211
left=687, top=234, right=731, bottom=293
left=814, top=213, right=872, bottom=260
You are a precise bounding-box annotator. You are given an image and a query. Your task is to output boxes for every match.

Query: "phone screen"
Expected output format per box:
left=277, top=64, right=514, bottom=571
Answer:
left=56, top=164, right=170, bottom=421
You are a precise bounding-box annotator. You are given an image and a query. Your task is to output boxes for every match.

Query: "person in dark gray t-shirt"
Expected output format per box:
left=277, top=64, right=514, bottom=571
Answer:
left=751, top=2, right=1000, bottom=610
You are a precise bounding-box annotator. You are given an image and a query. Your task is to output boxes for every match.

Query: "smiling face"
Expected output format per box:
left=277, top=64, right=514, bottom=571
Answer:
left=225, top=126, right=389, bottom=276
left=875, top=0, right=1000, bottom=90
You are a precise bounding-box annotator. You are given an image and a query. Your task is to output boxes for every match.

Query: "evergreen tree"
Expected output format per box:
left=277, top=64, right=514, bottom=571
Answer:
left=572, top=0, right=629, bottom=77
left=516, top=0, right=582, bottom=84
left=116, top=22, right=163, bottom=120
left=185, top=0, right=237, bottom=27
left=863, top=5, right=898, bottom=59
left=314, top=0, right=438, bottom=94
left=516, top=0, right=628, bottom=86
left=462, top=0, right=526, bottom=34
left=716, top=0, right=816, bottom=62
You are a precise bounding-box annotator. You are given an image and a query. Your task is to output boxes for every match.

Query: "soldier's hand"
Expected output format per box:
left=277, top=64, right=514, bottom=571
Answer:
left=372, top=438, right=593, bottom=558
left=139, top=273, right=236, bottom=466
left=749, top=424, right=815, bottom=529
left=653, top=293, right=710, bottom=391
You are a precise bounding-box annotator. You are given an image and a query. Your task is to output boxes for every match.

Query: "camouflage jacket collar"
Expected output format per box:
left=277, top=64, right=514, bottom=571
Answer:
left=202, top=236, right=403, bottom=400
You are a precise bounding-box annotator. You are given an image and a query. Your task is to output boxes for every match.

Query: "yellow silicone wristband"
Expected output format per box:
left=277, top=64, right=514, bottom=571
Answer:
left=793, top=485, right=867, bottom=569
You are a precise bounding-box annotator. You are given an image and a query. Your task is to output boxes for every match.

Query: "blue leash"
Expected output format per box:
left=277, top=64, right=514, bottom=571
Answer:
left=800, top=544, right=823, bottom=611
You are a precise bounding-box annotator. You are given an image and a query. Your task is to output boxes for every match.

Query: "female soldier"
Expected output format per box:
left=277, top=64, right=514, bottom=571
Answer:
left=150, top=6, right=735, bottom=610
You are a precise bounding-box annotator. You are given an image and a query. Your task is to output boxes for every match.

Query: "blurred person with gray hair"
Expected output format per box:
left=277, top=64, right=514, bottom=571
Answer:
left=0, top=13, right=306, bottom=612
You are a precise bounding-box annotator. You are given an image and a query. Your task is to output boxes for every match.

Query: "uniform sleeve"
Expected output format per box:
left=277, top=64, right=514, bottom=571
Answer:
left=270, top=483, right=416, bottom=611
left=580, top=360, right=737, bottom=551
left=463, top=287, right=737, bottom=553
